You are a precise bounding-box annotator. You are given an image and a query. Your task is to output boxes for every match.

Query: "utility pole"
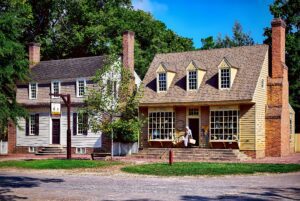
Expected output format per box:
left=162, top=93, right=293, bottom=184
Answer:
left=49, top=93, right=72, bottom=159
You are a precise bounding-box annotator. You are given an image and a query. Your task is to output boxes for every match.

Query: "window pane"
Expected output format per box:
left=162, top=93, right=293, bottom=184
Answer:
left=30, top=114, right=36, bottom=135
left=220, top=68, right=230, bottom=88
left=158, top=73, right=167, bottom=91
left=188, top=71, right=197, bottom=90
left=148, top=111, right=174, bottom=140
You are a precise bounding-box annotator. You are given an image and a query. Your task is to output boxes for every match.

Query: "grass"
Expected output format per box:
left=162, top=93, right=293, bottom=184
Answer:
left=121, top=162, right=300, bottom=176
left=0, top=159, right=121, bottom=170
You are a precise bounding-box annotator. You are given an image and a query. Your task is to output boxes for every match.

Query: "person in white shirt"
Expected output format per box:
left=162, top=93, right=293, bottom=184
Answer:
left=183, top=126, right=193, bottom=147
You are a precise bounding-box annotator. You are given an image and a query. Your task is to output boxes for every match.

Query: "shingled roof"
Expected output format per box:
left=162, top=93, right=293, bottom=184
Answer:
left=140, top=45, right=269, bottom=105
left=29, top=56, right=106, bottom=83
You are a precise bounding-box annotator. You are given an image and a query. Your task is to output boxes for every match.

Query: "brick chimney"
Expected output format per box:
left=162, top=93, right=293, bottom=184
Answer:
left=28, top=42, right=41, bottom=68
left=265, top=18, right=290, bottom=157
left=122, top=31, right=135, bottom=79
left=271, top=18, right=286, bottom=78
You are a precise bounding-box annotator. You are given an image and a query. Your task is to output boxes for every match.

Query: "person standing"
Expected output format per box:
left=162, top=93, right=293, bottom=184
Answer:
left=184, top=126, right=193, bottom=147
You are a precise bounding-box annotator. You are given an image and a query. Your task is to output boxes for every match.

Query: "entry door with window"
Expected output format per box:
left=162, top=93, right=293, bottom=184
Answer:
left=52, top=119, right=60, bottom=144
left=188, top=118, right=199, bottom=146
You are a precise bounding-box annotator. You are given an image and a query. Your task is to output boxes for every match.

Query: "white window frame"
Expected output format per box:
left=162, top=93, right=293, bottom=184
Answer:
left=157, top=73, right=167, bottom=92
left=148, top=111, right=175, bottom=141
left=29, top=114, right=36, bottom=136
left=75, top=147, right=86, bottom=154
left=187, top=70, right=198, bottom=90
left=219, top=68, right=231, bottom=89
left=77, top=113, right=88, bottom=135
left=209, top=109, right=239, bottom=142
left=76, top=78, right=86, bottom=97
left=29, top=83, right=38, bottom=99
left=28, top=146, right=37, bottom=153
left=51, top=80, right=61, bottom=98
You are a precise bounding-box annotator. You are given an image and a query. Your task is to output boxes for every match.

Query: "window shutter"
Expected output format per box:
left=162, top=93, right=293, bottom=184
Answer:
left=25, top=117, right=29, bottom=136
left=35, top=114, right=39, bottom=135
left=73, top=113, right=77, bottom=135
left=83, top=113, right=88, bottom=135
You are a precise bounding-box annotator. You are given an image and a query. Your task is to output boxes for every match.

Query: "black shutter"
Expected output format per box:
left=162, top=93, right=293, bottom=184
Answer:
left=83, top=113, right=88, bottom=135
left=25, top=117, right=29, bottom=136
left=73, top=113, right=77, bottom=135
left=35, top=114, right=39, bottom=135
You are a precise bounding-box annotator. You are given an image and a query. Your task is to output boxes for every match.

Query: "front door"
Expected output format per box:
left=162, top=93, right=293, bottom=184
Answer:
left=188, top=118, right=199, bottom=146
left=52, top=119, right=60, bottom=144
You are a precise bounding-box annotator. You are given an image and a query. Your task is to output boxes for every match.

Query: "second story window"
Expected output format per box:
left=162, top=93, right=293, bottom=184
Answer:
left=76, top=79, right=86, bottom=97
left=29, top=83, right=37, bottom=99
left=51, top=81, right=60, bottom=98
left=188, top=71, right=197, bottom=90
left=220, top=68, right=230, bottom=89
left=158, top=73, right=167, bottom=92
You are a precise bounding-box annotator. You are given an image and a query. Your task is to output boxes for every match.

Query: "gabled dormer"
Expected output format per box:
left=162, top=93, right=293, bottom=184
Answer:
left=218, top=58, right=238, bottom=90
left=156, top=63, right=175, bottom=92
left=186, top=60, right=206, bottom=91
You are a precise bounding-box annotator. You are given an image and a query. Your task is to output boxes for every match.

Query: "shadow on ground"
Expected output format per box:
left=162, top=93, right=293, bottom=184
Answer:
left=181, top=187, right=300, bottom=201
left=0, top=174, right=64, bottom=201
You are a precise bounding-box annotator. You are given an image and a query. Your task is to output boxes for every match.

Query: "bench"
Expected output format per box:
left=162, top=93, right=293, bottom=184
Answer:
left=91, top=152, right=111, bottom=160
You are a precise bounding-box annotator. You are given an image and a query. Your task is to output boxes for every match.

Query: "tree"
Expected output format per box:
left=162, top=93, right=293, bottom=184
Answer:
left=263, top=0, right=300, bottom=131
left=81, top=55, right=144, bottom=155
left=201, top=21, right=254, bottom=49
left=0, top=0, right=32, bottom=138
left=24, top=0, right=194, bottom=78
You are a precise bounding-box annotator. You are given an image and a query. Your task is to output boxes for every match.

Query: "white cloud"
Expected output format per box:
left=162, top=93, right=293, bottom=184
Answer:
left=132, top=0, right=168, bottom=13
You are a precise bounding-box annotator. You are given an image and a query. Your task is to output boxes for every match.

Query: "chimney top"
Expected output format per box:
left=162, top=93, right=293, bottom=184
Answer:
left=28, top=42, right=41, bottom=47
left=271, top=18, right=286, bottom=28
left=123, top=30, right=135, bottom=36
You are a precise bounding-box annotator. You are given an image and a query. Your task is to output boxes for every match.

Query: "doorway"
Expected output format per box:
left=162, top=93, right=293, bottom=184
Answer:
left=52, top=119, right=60, bottom=144
left=188, top=118, right=199, bottom=146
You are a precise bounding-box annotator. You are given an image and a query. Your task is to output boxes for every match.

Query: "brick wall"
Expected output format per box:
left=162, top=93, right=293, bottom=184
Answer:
left=7, top=121, right=16, bottom=154
left=139, top=107, right=149, bottom=148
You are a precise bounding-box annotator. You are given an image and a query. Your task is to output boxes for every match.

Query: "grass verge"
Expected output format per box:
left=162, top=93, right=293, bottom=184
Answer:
left=121, top=162, right=300, bottom=176
left=0, top=159, right=121, bottom=170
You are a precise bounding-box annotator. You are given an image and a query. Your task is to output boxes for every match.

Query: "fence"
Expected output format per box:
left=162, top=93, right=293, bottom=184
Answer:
left=295, top=134, right=300, bottom=153
left=0, top=140, right=8, bottom=155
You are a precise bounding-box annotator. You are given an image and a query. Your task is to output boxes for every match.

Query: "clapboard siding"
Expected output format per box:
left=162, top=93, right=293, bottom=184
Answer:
left=253, top=51, right=269, bottom=151
left=239, top=104, right=256, bottom=150
left=16, top=107, right=102, bottom=148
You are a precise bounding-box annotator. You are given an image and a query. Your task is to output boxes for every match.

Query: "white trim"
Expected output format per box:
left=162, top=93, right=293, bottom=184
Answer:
left=76, top=78, right=86, bottom=97
left=187, top=70, right=198, bottom=91
left=186, top=107, right=201, bottom=146
left=219, top=67, right=231, bottom=90
left=75, top=147, right=86, bottom=154
left=157, top=72, right=167, bottom=93
left=51, top=80, right=61, bottom=98
left=29, top=83, right=38, bottom=100
left=29, top=114, right=36, bottom=136
left=28, top=146, right=37, bottom=153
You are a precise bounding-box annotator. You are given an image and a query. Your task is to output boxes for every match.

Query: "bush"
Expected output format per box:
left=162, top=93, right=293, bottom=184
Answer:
left=109, top=118, right=142, bottom=143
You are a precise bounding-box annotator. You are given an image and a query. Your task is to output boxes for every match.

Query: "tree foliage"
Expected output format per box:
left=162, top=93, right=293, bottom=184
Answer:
left=0, top=0, right=32, bottom=136
left=201, top=21, right=254, bottom=49
left=263, top=0, right=300, bottom=124
left=24, top=0, right=194, bottom=78
left=82, top=55, right=144, bottom=142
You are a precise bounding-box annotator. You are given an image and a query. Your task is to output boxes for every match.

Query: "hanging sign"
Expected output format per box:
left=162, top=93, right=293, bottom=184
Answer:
left=51, top=103, right=61, bottom=116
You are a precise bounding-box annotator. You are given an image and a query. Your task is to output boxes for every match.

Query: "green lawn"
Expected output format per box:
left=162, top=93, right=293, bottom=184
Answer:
left=0, top=159, right=121, bottom=169
left=121, top=162, right=300, bottom=176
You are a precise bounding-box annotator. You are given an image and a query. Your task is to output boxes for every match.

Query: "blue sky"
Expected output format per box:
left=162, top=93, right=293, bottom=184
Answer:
left=132, top=0, right=274, bottom=48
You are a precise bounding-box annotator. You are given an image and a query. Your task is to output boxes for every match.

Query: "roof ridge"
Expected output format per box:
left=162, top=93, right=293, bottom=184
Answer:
left=38, top=55, right=106, bottom=63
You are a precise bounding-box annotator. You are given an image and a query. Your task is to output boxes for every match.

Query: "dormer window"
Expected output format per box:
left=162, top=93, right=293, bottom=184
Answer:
left=188, top=71, right=197, bottom=90
left=220, top=68, right=230, bottom=89
left=158, top=73, right=167, bottom=91
left=29, top=83, right=38, bottom=99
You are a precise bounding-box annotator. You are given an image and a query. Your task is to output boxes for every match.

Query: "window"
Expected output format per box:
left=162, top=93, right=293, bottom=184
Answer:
left=148, top=112, right=175, bottom=140
left=220, top=68, right=230, bottom=89
left=261, top=79, right=265, bottom=89
left=188, top=71, right=197, bottom=90
left=188, top=108, right=199, bottom=116
left=28, top=147, right=37, bottom=153
left=77, top=113, right=88, bottom=135
left=210, top=110, right=239, bottom=141
left=29, top=83, right=37, bottom=99
left=107, top=80, right=117, bottom=98
left=158, top=73, right=167, bottom=91
left=30, top=114, right=36, bottom=135
left=51, top=81, right=60, bottom=98
left=76, top=147, right=86, bottom=154
left=77, top=79, right=86, bottom=97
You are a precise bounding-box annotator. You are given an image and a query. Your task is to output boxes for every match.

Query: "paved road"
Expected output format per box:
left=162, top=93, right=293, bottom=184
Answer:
left=0, top=170, right=299, bottom=201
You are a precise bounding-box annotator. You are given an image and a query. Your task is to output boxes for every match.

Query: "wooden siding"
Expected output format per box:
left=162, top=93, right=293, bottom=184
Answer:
left=16, top=107, right=102, bottom=148
left=240, top=104, right=256, bottom=150
left=252, top=51, right=269, bottom=152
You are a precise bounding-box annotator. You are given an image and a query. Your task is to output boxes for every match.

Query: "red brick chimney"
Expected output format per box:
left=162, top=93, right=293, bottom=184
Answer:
left=271, top=18, right=286, bottom=78
left=265, top=18, right=290, bottom=157
left=122, top=31, right=135, bottom=79
left=28, top=42, right=41, bottom=68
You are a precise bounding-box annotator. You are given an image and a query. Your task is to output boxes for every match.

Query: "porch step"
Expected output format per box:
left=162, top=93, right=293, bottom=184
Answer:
left=131, top=148, right=250, bottom=161
left=35, top=146, right=66, bottom=155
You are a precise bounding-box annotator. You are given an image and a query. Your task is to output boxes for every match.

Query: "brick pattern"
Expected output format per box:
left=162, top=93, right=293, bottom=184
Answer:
left=7, top=121, right=16, bottom=154
left=123, top=31, right=135, bottom=77
left=139, top=107, right=149, bottom=148
left=28, top=43, right=40, bottom=68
